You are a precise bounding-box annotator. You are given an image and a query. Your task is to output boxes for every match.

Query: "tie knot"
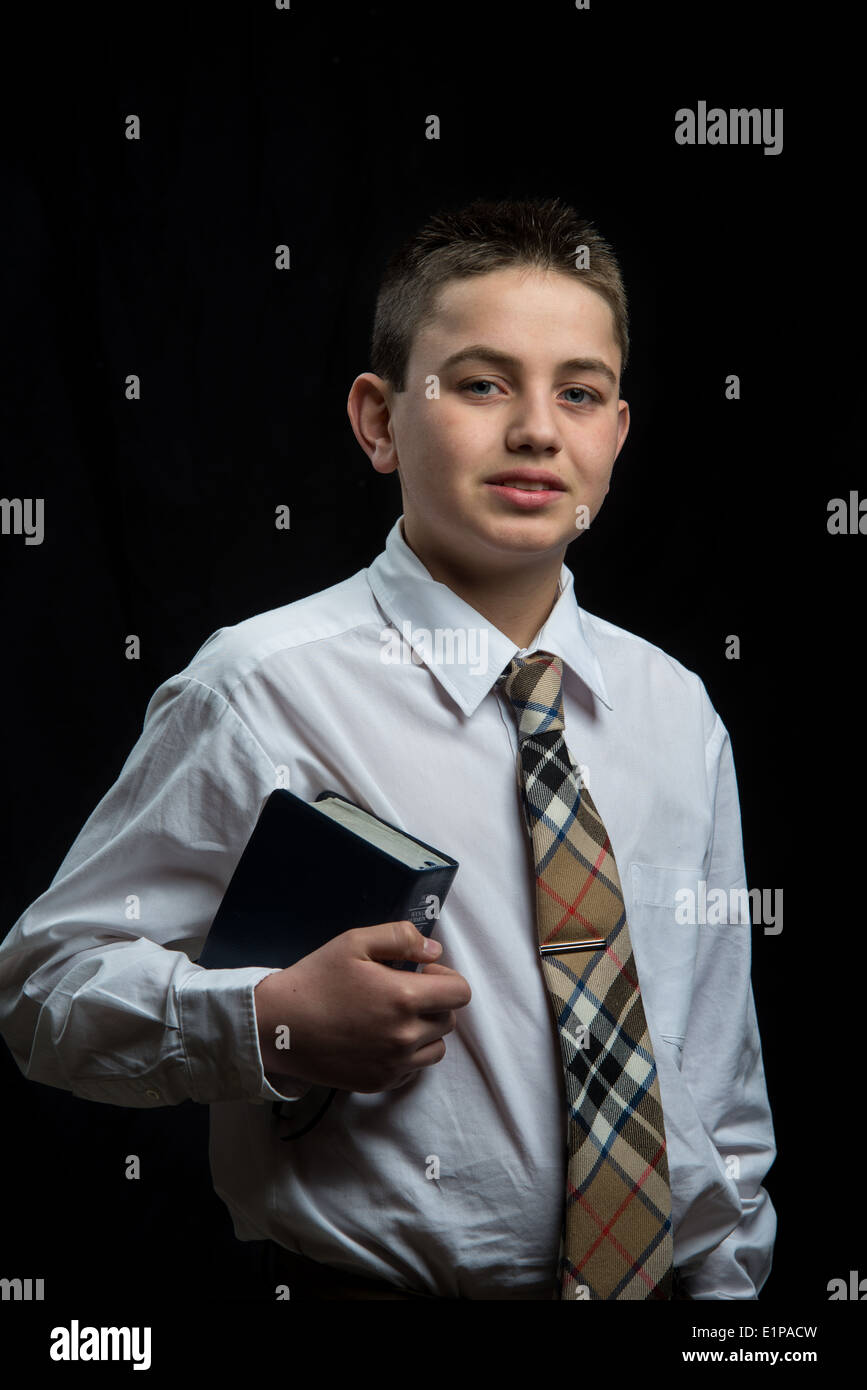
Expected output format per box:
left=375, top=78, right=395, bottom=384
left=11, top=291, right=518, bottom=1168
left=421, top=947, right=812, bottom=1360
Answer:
left=499, top=650, right=565, bottom=739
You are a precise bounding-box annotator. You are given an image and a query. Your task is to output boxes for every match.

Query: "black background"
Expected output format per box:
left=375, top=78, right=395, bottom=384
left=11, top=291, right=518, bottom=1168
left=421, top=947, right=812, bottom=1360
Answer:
left=0, top=0, right=859, bottom=1349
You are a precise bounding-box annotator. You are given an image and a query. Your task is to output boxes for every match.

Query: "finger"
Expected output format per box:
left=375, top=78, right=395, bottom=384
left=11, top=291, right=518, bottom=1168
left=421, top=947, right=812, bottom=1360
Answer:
left=416, top=965, right=472, bottom=1010
left=416, top=1008, right=457, bottom=1033
left=411, top=1039, right=448, bottom=1068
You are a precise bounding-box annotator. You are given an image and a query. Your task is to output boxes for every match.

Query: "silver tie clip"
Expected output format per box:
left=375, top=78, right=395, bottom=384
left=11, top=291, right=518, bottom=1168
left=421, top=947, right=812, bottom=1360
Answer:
left=539, top=938, right=606, bottom=955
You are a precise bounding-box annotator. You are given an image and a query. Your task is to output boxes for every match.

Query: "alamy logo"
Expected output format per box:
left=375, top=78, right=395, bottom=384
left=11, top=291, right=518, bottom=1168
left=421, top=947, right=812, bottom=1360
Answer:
left=1, top=1276, right=45, bottom=1300
left=827, top=1270, right=867, bottom=1300
left=827, top=492, right=867, bottom=533
left=674, top=881, right=782, bottom=935
left=380, top=622, right=489, bottom=676
left=49, top=1320, right=152, bottom=1371
left=675, top=102, right=783, bottom=156
left=0, top=497, right=44, bottom=545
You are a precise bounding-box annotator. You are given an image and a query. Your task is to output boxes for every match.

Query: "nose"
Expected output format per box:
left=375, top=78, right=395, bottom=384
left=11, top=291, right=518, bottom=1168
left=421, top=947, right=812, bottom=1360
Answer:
left=504, top=389, right=563, bottom=454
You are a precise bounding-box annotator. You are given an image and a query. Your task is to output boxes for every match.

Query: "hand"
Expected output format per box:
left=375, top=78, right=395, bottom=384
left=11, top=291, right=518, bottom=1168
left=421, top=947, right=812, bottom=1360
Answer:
left=253, top=920, right=471, bottom=1093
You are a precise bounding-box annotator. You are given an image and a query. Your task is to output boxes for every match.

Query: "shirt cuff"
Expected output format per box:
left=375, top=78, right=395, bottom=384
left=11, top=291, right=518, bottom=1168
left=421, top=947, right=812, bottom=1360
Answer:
left=177, top=965, right=314, bottom=1105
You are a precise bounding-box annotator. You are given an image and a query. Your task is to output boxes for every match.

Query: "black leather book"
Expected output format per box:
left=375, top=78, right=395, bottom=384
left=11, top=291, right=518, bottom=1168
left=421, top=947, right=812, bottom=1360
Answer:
left=196, top=788, right=459, bottom=973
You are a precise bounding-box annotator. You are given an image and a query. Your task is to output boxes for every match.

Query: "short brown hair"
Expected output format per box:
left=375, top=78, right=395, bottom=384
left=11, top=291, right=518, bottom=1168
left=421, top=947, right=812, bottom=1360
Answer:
left=370, top=196, right=629, bottom=392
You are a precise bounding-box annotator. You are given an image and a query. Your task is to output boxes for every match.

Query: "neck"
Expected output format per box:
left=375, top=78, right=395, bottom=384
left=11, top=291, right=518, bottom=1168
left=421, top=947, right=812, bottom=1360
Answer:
left=401, top=520, right=564, bottom=649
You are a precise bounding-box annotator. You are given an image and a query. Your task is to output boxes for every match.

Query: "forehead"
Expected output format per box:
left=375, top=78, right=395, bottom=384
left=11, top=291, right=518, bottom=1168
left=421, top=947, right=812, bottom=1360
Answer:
left=415, top=266, right=619, bottom=362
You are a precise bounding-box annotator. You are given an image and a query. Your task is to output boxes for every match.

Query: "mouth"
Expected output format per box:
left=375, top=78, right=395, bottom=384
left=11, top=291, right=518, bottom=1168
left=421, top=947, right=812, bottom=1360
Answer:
left=486, top=471, right=565, bottom=491
left=484, top=471, right=566, bottom=508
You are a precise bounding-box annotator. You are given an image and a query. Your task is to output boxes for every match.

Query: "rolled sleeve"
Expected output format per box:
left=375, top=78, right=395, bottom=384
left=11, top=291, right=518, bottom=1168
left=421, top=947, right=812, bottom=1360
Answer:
left=178, top=967, right=313, bottom=1105
left=0, top=676, right=312, bottom=1109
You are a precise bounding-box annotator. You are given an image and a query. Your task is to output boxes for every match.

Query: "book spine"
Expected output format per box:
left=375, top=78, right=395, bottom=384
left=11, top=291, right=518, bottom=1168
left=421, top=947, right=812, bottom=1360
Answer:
left=387, top=865, right=457, bottom=973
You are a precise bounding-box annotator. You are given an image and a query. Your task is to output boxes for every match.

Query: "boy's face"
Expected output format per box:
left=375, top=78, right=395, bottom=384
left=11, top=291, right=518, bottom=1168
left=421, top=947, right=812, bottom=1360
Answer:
left=355, top=265, right=629, bottom=576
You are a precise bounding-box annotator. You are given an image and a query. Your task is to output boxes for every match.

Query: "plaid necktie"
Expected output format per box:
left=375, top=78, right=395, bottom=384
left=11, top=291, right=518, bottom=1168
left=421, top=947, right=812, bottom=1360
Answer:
left=500, top=651, right=674, bottom=1300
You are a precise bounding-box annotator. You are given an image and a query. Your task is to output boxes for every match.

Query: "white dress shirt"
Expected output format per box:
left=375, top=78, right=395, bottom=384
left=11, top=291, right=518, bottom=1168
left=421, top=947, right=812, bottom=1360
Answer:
left=0, top=516, right=776, bottom=1299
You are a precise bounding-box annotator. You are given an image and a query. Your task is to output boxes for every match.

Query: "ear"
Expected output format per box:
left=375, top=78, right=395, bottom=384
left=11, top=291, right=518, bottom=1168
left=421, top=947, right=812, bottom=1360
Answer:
left=346, top=373, right=400, bottom=474
left=609, top=397, right=630, bottom=482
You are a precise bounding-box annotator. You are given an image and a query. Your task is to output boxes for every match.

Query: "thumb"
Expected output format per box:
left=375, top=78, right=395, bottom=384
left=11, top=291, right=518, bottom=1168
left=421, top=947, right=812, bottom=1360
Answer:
left=360, top=919, right=442, bottom=964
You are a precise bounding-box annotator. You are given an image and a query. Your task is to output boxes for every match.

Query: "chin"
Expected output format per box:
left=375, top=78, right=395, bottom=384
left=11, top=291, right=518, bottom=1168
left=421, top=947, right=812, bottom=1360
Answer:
left=477, top=518, right=572, bottom=553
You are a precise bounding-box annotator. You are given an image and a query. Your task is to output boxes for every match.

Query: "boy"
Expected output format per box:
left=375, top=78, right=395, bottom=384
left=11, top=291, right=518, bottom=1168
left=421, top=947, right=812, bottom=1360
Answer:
left=0, top=197, right=776, bottom=1301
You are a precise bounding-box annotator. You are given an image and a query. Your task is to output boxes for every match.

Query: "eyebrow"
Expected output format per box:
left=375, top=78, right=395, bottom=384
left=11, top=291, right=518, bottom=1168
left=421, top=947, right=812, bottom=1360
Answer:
left=439, top=344, right=619, bottom=389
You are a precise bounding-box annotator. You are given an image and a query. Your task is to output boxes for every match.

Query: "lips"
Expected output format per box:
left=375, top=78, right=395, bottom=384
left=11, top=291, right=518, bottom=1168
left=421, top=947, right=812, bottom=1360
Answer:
left=485, top=471, right=565, bottom=492
left=484, top=472, right=567, bottom=511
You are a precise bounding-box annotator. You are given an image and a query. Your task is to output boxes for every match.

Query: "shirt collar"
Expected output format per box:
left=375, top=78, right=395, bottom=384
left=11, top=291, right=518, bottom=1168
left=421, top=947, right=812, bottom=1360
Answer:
left=365, top=516, right=612, bottom=717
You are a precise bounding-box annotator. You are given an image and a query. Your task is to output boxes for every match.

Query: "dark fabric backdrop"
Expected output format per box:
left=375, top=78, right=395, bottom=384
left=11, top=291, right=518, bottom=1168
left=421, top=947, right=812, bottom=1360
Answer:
left=0, top=0, right=858, bottom=1347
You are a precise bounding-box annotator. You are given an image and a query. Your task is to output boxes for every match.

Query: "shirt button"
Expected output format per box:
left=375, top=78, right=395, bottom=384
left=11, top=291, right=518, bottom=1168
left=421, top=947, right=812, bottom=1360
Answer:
left=144, top=1088, right=161, bottom=1100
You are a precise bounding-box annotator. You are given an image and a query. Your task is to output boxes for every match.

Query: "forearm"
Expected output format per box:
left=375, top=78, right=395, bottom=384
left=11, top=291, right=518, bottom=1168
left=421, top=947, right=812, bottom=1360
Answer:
left=0, top=927, right=304, bottom=1105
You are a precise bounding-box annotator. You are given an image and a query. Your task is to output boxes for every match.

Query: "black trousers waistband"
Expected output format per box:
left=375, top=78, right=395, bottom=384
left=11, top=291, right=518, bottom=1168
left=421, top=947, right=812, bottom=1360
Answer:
left=264, top=1240, right=693, bottom=1300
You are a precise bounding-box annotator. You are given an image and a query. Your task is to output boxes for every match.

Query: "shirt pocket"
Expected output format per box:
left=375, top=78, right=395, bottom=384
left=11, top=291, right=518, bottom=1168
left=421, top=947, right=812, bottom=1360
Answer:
left=628, top=862, right=703, bottom=1046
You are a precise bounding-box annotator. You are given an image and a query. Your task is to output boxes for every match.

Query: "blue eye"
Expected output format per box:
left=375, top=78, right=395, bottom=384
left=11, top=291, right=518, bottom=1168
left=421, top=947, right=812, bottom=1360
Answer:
left=461, top=379, right=500, bottom=396
left=460, top=379, right=599, bottom=404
